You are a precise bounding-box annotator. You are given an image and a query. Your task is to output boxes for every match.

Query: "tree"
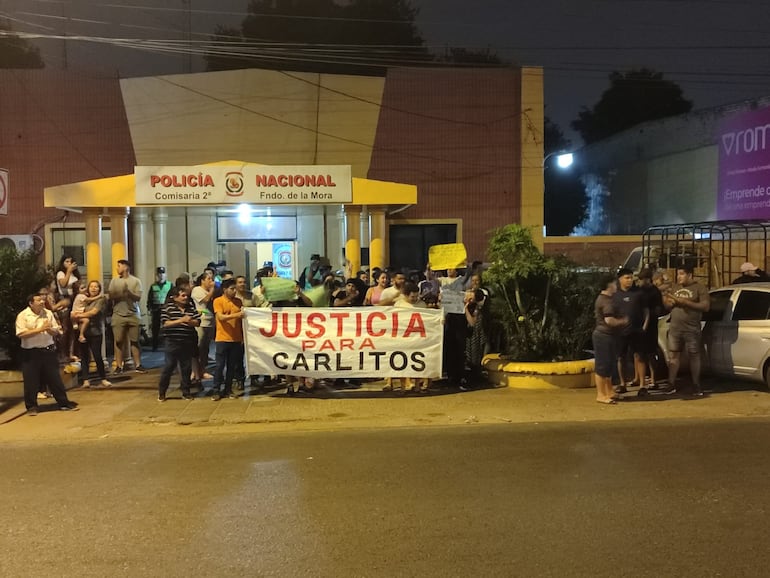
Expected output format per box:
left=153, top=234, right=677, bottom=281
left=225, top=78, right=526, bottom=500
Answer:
left=0, top=248, right=51, bottom=368
left=434, top=46, right=503, bottom=65
left=205, top=0, right=430, bottom=75
left=484, top=224, right=595, bottom=361
left=571, top=68, right=692, bottom=144
left=0, top=20, right=44, bottom=69
left=543, top=117, right=587, bottom=236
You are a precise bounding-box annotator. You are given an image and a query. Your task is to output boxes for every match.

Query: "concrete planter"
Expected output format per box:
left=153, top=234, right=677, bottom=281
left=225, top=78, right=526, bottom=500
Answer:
left=483, top=354, right=595, bottom=389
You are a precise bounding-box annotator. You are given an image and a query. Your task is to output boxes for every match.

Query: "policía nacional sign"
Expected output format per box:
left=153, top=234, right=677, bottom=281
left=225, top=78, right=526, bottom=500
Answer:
left=135, top=164, right=352, bottom=205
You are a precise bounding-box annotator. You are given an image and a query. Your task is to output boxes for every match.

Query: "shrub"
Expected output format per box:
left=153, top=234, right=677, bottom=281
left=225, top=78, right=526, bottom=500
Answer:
left=484, top=224, right=597, bottom=362
left=0, top=248, right=52, bottom=368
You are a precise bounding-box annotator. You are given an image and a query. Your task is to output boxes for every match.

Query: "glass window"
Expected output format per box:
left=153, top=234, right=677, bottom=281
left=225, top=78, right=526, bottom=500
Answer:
left=732, top=290, right=770, bottom=321
left=703, top=290, right=732, bottom=322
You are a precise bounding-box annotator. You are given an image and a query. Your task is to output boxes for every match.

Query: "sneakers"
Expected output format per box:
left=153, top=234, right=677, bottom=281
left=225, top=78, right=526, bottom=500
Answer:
left=59, top=404, right=80, bottom=411
left=228, top=393, right=239, bottom=399
left=158, top=395, right=166, bottom=402
left=113, top=366, right=124, bottom=375
left=37, top=391, right=51, bottom=400
left=613, top=384, right=628, bottom=394
left=81, top=380, right=91, bottom=389
left=211, top=393, right=221, bottom=401
left=181, top=393, right=194, bottom=401
left=134, top=365, right=148, bottom=374
left=101, top=379, right=113, bottom=387
left=27, top=407, right=39, bottom=416
left=637, top=387, right=650, bottom=397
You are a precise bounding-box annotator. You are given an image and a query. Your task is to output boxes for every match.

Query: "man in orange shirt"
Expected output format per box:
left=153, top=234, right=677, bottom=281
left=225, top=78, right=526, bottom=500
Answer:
left=210, top=278, right=244, bottom=401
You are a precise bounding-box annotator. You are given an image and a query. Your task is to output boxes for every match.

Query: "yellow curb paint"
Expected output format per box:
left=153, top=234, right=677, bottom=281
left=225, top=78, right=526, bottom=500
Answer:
left=482, top=354, right=595, bottom=389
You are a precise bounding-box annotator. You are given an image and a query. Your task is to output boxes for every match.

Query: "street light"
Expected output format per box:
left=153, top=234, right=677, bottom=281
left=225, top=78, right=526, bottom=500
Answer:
left=543, top=151, right=574, bottom=169
left=556, top=153, right=573, bottom=169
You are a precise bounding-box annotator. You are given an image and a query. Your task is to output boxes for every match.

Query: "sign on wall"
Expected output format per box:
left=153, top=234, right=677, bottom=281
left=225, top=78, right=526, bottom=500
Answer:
left=718, top=106, right=770, bottom=219
left=243, top=307, right=444, bottom=379
left=135, top=164, right=352, bottom=205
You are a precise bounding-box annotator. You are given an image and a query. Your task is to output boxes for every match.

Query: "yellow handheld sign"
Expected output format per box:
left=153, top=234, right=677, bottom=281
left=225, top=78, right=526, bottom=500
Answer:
left=428, top=243, right=467, bottom=271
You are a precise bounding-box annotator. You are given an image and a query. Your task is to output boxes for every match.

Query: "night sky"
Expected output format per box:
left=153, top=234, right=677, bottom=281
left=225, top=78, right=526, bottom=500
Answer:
left=4, top=0, right=770, bottom=144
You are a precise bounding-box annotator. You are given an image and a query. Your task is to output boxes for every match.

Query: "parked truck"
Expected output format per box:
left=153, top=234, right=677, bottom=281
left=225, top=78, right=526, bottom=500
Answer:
left=622, top=220, right=770, bottom=289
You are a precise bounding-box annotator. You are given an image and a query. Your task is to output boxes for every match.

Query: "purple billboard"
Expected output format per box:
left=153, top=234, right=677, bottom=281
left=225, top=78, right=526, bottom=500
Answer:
left=718, top=105, right=770, bottom=220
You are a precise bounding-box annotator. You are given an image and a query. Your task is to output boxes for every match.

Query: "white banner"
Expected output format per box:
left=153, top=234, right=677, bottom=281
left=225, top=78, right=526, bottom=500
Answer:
left=135, top=164, right=352, bottom=205
left=243, top=307, right=444, bottom=378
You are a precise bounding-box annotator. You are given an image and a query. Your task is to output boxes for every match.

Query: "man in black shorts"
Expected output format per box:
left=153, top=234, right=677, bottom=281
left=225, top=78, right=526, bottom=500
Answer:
left=612, top=268, right=649, bottom=395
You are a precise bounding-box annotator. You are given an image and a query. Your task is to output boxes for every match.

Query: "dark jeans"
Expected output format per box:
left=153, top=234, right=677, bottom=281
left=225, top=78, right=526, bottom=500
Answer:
left=197, top=326, right=214, bottom=372
left=79, top=333, right=107, bottom=382
left=444, top=313, right=467, bottom=384
left=213, top=341, right=244, bottom=395
left=21, top=347, right=71, bottom=410
left=151, top=308, right=162, bottom=351
left=158, top=339, right=195, bottom=397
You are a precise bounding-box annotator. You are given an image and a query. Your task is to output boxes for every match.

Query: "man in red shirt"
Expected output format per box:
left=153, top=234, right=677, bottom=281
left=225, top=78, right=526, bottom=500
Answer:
left=210, top=279, right=244, bottom=401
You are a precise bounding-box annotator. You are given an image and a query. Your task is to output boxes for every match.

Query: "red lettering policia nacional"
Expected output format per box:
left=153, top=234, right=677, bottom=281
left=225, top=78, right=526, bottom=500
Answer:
left=255, top=174, right=337, bottom=187
left=150, top=173, right=215, bottom=188
left=259, top=311, right=426, bottom=339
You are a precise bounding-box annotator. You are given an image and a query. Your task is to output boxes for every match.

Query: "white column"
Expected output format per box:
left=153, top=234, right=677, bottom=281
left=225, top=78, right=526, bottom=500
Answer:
left=132, top=207, right=151, bottom=328
left=153, top=207, right=169, bottom=270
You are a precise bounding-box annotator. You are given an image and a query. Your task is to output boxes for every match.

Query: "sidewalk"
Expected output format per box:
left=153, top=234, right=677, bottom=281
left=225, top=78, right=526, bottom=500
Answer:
left=3, top=349, right=770, bottom=440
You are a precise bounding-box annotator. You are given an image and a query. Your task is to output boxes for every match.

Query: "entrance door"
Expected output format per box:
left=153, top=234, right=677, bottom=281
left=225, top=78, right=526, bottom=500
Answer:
left=389, top=224, right=457, bottom=272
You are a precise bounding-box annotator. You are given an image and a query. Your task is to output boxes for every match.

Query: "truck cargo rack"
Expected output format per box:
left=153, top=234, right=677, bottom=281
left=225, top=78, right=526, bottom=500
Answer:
left=640, top=220, right=770, bottom=288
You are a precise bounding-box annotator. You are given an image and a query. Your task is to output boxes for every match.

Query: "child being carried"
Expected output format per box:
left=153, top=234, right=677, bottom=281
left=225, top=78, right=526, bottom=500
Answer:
left=71, top=282, right=105, bottom=343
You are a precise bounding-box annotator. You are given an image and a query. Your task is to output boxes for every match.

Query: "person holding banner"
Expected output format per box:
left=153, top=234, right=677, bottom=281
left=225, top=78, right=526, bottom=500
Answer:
left=210, top=279, right=245, bottom=401
left=394, top=281, right=431, bottom=393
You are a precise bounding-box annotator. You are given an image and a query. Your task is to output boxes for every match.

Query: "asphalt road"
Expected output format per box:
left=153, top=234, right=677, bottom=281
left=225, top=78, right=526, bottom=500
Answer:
left=2, top=420, right=770, bottom=577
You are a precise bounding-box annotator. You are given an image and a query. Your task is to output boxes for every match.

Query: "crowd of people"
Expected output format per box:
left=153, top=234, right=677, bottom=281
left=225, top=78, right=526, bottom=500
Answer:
left=592, top=264, right=711, bottom=404
left=15, top=254, right=493, bottom=414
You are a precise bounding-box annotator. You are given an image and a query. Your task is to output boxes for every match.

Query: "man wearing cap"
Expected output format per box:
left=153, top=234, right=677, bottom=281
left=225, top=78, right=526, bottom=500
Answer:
left=733, top=262, right=770, bottom=284
left=147, top=266, right=173, bottom=351
left=299, top=254, right=323, bottom=291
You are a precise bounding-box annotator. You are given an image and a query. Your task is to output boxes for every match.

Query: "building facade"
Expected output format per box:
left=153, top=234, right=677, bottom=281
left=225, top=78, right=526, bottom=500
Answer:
left=1, top=67, right=545, bottom=300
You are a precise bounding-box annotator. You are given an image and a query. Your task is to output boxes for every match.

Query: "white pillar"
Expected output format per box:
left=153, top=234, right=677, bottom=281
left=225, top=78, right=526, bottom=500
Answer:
left=153, top=207, right=169, bottom=270
left=132, top=207, right=151, bottom=328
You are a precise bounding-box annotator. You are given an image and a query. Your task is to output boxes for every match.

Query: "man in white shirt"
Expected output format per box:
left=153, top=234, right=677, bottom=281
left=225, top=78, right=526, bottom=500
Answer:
left=191, top=271, right=216, bottom=381
left=378, top=270, right=407, bottom=306
left=15, top=293, right=79, bottom=415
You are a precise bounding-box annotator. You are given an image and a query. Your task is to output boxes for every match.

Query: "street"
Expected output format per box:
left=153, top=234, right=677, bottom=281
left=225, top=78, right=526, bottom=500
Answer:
left=2, top=420, right=770, bottom=577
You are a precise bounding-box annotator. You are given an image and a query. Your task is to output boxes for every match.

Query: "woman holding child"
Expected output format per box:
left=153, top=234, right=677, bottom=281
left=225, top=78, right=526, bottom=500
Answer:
left=71, top=280, right=111, bottom=388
